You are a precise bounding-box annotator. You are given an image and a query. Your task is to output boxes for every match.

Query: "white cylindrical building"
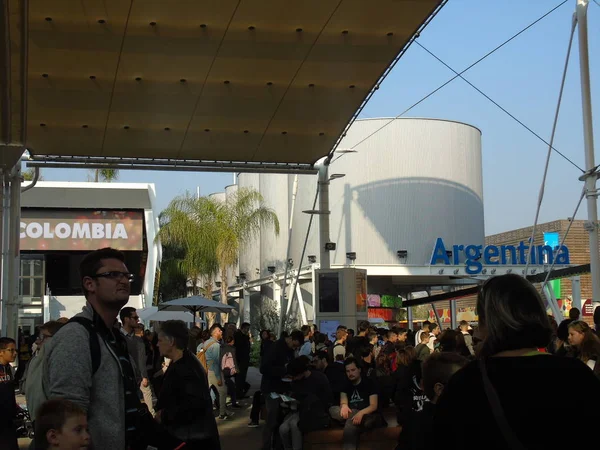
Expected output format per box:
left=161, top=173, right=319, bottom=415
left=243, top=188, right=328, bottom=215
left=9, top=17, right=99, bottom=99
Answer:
left=236, top=118, right=484, bottom=328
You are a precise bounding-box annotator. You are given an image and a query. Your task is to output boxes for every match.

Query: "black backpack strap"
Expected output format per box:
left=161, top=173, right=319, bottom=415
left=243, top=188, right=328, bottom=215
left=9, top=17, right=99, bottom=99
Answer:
left=479, top=358, right=528, bottom=450
left=68, top=317, right=101, bottom=375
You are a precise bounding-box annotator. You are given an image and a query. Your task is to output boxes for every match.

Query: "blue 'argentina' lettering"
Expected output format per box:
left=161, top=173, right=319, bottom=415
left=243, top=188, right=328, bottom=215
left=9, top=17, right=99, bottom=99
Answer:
left=430, top=238, right=570, bottom=275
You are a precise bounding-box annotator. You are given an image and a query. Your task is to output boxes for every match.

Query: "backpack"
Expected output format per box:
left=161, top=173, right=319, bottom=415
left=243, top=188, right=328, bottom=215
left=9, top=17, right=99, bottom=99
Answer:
left=29, top=317, right=101, bottom=420
left=222, top=351, right=237, bottom=377
left=197, top=340, right=217, bottom=374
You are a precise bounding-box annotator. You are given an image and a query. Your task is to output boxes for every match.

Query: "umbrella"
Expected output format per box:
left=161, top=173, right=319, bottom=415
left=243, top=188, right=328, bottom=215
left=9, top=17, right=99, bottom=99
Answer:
left=143, top=310, right=199, bottom=323
left=158, top=295, right=235, bottom=316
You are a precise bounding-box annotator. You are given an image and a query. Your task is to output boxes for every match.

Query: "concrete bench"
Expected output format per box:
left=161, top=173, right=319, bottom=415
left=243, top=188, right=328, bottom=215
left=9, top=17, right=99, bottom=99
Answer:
left=303, top=409, right=400, bottom=450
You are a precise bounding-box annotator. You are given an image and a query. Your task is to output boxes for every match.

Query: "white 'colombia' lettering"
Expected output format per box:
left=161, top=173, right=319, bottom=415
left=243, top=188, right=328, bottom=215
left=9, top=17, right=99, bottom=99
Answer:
left=20, top=222, right=129, bottom=240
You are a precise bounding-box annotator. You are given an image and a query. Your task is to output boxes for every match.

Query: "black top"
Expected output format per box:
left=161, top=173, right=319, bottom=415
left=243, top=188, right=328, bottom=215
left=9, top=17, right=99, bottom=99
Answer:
left=260, top=338, right=294, bottom=393
left=433, top=355, right=600, bottom=449
left=157, top=351, right=219, bottom=444
left=292, top=370, right=333, bottom=432
left=325, top=362, right=347, bottom=404
left=343, top=377, right=377, bottom=411
left=346, top=336, right=369, bottom=357
left=0, top=363, right=16, bottom=427
left=234, top=330, right=251, bottom=364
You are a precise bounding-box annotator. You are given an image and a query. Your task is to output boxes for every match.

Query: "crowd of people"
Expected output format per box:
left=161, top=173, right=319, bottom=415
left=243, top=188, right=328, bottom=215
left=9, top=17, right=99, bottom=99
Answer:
left=1, top=247, right=600, bottom=450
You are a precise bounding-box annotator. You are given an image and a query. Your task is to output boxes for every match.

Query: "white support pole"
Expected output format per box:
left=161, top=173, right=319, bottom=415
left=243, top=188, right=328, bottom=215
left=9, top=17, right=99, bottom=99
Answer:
left=316, top=158, right=331, bottom=270
left=295, top=282, right=308, bottom=325
left=0, top=171, right=4, bottom=336
left=279, top=175, right=299, bottom=335
left=571, top=276, right=582, bottom=311
left=576, top=0, right=600, bottom=303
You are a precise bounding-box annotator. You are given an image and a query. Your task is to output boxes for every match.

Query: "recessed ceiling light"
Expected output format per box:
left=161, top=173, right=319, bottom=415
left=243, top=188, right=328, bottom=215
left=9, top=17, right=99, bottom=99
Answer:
left=200, top=24, right=207, bottom=29
left=296, top=28, right=303, bottom=33
left=89, top=75, right=96, bottom=80
left=45, top=17, right=52, bottom=22
left=135, top=77, right=142, bottom=81
left=281, top=131, right=288, bottom=135
left=248, top=26, right=255, bottom=31
left=123, top=125, right=130, bottom=130
left=243, top=130, right=249, bottom=134
left=149, top=22, right=157, bottom=26
left=97, top=19, right=106, bottom=24
left=39, top=123, right=46, bottom=127
left=204, top=128, right=210, bottom=132
left=266, top=81, right=273, bottom=86
left=342, top=30, right=349, bottom=35
left=224, top=80, right=230, bottom=84
left=387, top=32, right=394, bottom=37
left=41, top=73, right=49, bottom=78
left=308, top=83, right=314, bottom=88
left=164, top=127, right=171, bottom=131
left=319, top=132, right=325, bottom=136
left=349, top=85, right=356, bottom=89
left=82, top=125, right=88, bottom=128
left=180, top=78, right=187, bottom=83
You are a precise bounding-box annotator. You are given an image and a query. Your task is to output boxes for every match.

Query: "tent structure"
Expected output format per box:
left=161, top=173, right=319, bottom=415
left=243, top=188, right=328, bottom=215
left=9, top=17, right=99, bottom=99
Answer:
left=159, top=295, right=235, bottom=316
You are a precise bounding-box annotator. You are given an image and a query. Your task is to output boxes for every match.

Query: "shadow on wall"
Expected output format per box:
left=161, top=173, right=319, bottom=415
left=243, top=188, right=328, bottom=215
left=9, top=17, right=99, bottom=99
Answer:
left=332, top=177, right=484, bottom=265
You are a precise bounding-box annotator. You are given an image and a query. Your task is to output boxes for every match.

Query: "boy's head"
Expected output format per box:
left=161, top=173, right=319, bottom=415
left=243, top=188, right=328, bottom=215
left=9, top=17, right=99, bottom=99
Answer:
left=421, top=352, right=468, bottom=404
left=420, top=333, right=430, bottom=343
left=36, top=399, right=89, bottom=450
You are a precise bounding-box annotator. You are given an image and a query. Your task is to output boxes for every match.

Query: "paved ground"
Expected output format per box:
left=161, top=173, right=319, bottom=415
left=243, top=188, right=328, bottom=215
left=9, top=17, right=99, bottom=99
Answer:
left=17, top=367, right=265, bottom=450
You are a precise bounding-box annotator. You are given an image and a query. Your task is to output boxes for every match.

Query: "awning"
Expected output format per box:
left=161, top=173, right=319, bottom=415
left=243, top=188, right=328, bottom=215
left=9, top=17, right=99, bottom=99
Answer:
left=1, top=0, right=445, bottom=171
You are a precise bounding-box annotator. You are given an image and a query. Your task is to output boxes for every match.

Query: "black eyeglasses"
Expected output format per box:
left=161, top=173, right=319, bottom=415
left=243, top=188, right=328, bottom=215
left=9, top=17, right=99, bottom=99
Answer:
left=91, top=271, right=135, bottom=283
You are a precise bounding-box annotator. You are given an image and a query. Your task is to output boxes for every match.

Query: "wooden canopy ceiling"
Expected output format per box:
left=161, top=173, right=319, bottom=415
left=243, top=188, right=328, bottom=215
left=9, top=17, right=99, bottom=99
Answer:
left=1, top=0, right=445, bottom=172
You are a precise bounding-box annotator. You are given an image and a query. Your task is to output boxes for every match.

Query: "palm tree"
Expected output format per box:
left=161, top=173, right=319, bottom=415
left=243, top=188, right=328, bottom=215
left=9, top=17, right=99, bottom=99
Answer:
left=206, top=188, right=280, bottom=323
left=90, top=168, right=120, bottom=182
left=157, top=194, right=220, bottom=322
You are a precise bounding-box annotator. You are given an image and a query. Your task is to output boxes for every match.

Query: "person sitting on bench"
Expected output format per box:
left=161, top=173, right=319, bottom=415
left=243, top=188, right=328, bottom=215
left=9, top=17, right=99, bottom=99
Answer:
left=329, top=357, right=384, bottom=450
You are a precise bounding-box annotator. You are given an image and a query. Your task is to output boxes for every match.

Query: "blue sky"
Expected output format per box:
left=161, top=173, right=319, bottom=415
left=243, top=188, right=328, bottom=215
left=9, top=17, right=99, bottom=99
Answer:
left=37, top=1, right=599, bottom=235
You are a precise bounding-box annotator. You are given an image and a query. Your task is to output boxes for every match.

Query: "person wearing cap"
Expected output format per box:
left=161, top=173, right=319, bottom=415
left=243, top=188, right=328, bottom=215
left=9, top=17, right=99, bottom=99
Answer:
left=279, top=356, right=332, bottom=450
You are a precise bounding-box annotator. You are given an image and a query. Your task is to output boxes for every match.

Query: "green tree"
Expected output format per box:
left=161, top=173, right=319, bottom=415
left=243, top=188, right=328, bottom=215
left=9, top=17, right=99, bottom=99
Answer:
left=206, top=188, right=280, bottom=323
left=22, top=168, right=43, bottom=181
left=157, top=195, right=219, bottom=304
left=90, top=168, right=120, bottom=182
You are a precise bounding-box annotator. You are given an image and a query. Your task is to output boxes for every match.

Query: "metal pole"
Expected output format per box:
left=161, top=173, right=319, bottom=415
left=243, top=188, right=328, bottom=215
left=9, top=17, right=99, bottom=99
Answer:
left=316, top=158, right=331, bottom=269
left=576, top=0, right=600, bottom=303
left=279, top=175, right=299, bottom=335
left=0, top=171, right=4, bottom=336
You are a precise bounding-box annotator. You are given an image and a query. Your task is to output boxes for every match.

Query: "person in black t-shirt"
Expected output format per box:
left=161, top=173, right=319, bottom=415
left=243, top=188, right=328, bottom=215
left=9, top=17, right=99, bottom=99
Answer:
left=0, top=337, right=18, bottom=450
left=329, top=357, right=384, bottom=450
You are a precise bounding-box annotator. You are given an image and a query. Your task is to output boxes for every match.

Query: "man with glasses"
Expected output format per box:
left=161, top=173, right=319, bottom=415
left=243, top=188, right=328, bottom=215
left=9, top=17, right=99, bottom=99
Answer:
left=43, top=247, right=153, bottom=449
left=0, top=337, right=18, bottom=450
left=120, top=307, right=156, bottom=416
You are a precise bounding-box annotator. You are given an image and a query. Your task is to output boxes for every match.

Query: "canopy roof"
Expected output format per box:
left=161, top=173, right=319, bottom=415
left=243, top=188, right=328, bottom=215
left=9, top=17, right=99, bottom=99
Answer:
left=1, top=0, right=445, bottom=172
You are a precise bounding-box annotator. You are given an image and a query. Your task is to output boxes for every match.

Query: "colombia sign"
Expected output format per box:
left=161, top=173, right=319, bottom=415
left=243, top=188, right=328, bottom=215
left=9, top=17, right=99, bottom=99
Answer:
left=20, top=210, right=144, bottom=251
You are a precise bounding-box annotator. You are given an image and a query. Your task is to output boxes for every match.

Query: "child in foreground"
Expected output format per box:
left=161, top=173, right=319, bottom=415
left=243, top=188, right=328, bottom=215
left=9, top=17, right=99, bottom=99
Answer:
left=35, top=398, right=90, bottom=450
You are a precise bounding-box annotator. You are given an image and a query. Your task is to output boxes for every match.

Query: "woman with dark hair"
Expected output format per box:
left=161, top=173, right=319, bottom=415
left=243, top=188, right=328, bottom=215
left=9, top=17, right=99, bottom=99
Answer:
left=433, top=274, right=600, bottom=450
left=437, top=329, right=471, bottom=359
left=155, top=320, right=220, bottom=450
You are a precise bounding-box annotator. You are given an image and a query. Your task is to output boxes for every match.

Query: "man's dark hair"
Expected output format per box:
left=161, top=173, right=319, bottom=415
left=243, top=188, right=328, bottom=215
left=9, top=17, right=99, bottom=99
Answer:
left=315, top=351, right=328, bottom=361
left=336, top=325, right=347, bottom=331
left=421, top=352, right=468, bottom=400
left=0, top=337, right=15, bottom=349
left=210, top=323, right=223, bottom=334
left=347, top=329, right=355, bottom=337
left=430, top=323, right=439, bottom=332
left=290, top=329, right=304, bottom=344
left=344, top=356, right=361, bottom=369
left=35, top=398, right=87, bottom=450
left=358, top=321, right=370, bottom=333
left=421, top=320, right=431, bottom=331
left=386, top=330, right=398, bottom=340
left=119, top=307, right=136, bottom=323
left=79, top=248, right=126, bottom=297
left=301, top=324, right=311, bottom=337
left=569, top=307, right=581, bottom=320
left=159, top=320, right=189, bottom=350
left=225, top=335, right=235, bottom=344
left=397, top=328, right=408, bottom=335
left=287, top=355, right=310, bottom=376
left=241, top=322, right=251, bottom=330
